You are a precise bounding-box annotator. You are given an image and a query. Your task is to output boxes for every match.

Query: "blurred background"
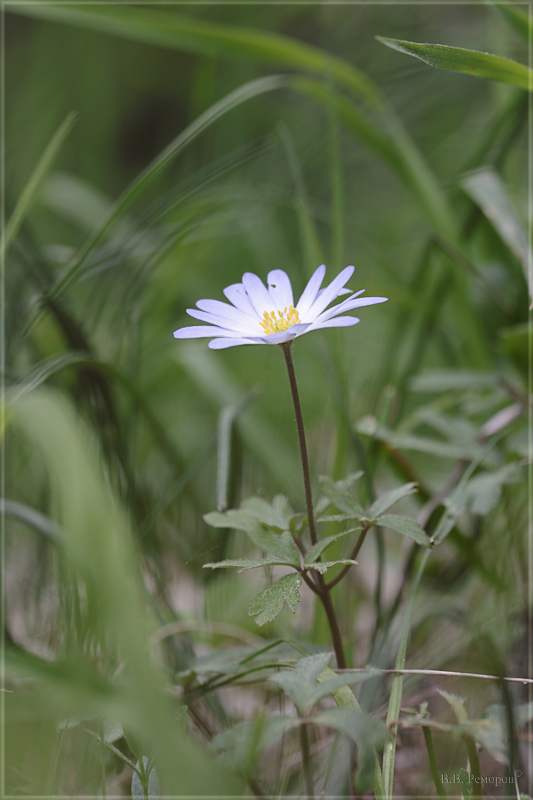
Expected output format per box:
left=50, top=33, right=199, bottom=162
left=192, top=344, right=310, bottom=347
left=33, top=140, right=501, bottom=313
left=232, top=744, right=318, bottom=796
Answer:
left=4, top=2, right=530, bottom=796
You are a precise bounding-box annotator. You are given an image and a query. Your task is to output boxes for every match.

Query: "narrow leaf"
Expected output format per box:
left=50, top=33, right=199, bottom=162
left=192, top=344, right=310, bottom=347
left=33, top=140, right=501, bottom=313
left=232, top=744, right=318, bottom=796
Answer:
left=460, top=168, right=533, bottom=305
left=2, top=499, right=62, bottom=543
left=318, top=474, right=364, bottom=518
left=307, top=559, right=358, bottom=575
left=369, top=483, right=418, bottom=518
left=248, top=574, right=301, bottom=626
left=132, top=757, right=161, bottom=800
left=410, top=369, right=497, bottom=392
left=490, top=0, right=531, bottom=42
left=203, top=558, right=293, bottom=572
left=379, top=515, right=432, bottom=547
left=314, top=708, right=392, bottom=789
left=377, top=36, right=533, bottom=91
left=269, top=653, right=332, bottom=712
left=10, top=4, right=379, bottom=105
left=241, top=494, right=294, bottom=530
left=3, top=111, right=78, bottom=254
left=305, top=529, right=360, bottom=565
left=50, top=75, right=288, bottom=297
left=205, top=508, right=299, bottom=564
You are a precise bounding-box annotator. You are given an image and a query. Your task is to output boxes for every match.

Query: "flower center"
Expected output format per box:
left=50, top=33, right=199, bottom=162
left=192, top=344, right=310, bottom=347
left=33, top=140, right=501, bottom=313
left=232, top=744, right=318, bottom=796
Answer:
left=260, top=305, right=301, bottom=335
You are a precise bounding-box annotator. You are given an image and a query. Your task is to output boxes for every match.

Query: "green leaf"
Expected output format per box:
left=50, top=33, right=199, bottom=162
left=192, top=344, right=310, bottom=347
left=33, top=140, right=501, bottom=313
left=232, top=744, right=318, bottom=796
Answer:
left=369, top=483, right=418, bottom=518
left=314, top=708, right=392, bottom=790
left=358, top=422, right=485, bottom=461
left=459, top=768, right=474, bottom=798
left=204, top=509, right=255, bottom=532
left=410, top=369, right=497, bottom=393
left=490, top=0, right=532, bottom=42
left=50, top=75, right=288, bottom=298
left=308, top=669, right=379, bottom=707
left=203, top=558, right=294, bottom=573
left=1, top=499, right=62, bottom=544
left=11, top=5, right=379, bottom=104
left=307, top=560, right=358, bottom=575
left=210, top=715, right=297, bottom=775
left=439, top=690, right=468, bottom=724
left=376, top=36, right=533, bottom=91
left=84, top=728, right=137, bottom=771
left=318, top=474, right=364, bottom=518
left=132, top=757, right=161, bottom=800
left=2, top=111, right=78, bottom=254
left=304, top=529, right=360, bottom=566
left=464, top=463, right=522, bottom=515
left=248, top=574, right=301, bottom=626
left=204, top=508, right=299, bottom=564
left=269, top=653, right=332, bottom=712
left=378, top=515, right=432, bottom=547
left=460, top=168, right=533, bottom=305
left=241, top=494, right=295, bottom=531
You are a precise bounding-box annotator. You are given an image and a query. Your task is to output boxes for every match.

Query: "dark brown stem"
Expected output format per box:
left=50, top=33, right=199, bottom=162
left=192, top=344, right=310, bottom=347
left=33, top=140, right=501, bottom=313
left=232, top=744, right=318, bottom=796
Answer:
left=281, top=343, right=318, bottom=546
left=299, top=569, right=322, bottom=596
left=319, top=589, right=346, bottom=669
left=325, top=525, right=369, bottom=591
left=281, top=343, right=346, bottom=669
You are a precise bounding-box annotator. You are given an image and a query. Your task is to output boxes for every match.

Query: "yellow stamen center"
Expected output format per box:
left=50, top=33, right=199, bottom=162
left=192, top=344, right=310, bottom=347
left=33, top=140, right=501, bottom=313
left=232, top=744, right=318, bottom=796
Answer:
left=260, top=305, right=301, bottom=335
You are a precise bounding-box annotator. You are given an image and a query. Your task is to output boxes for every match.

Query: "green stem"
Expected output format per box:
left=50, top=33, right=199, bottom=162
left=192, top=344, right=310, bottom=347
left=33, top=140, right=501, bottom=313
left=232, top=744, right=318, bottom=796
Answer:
left=98, top=720, right=107, bottom=799
left=423, top=726, right=447, bottom=799
left=464, top=736, right=482, bottom=799
left=300, top=722, right=314, bottom=799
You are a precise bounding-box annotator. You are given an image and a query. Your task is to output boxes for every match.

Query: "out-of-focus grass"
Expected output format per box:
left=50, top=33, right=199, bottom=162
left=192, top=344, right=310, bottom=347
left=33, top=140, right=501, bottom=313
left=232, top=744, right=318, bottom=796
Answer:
left=4, top=3, right=529, bottom=796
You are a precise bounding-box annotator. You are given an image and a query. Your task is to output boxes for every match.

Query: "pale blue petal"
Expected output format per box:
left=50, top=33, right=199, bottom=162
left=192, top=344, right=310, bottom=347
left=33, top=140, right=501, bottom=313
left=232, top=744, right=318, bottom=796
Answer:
left=307, top=316, right=360, bottom=331
left=296, top=264, right=326, bottom=318
left=301, top=265, right=355, bottom=322
left=267, top=270, right=294, bottom=310
left=208, top=337, right=260, bottom=349
left=186, top=308, right=259, bottom=335
left=242, top=272, right=273, bottom=316
left=314, top=294, right=388, bottom=324
left=174, top=325, right=245, bottom=339
left=223, top=283, right=258, bottom=318
left=196, top=298, right=257, bottom=327
left=256, top=323, right=311, bottom=345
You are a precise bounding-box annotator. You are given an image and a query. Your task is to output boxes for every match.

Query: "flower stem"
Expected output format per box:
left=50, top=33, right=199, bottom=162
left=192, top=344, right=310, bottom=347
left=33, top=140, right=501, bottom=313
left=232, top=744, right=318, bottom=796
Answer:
left=281, top=343, right=346, bottom=669
left=300, top=722, right=314, bottom=799
left=281, top=343, right=318, bottom=546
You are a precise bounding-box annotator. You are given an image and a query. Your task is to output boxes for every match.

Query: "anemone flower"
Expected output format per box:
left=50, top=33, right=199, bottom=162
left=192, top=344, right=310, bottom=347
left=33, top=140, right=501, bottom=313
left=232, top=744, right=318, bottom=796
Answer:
left=173, top=264, right=387, bottom=349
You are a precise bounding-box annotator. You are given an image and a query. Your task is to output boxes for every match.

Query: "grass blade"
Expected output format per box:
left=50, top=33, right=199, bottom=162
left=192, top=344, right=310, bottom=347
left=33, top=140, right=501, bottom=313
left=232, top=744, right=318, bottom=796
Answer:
left=460, top=167, right=533, bottom=306
left=376, top=37, right=533, bottom=91
left=10, top=4, right=380, bottom=106
left=382, top=550, right=431, bottom=798
left=488, top=0, right=532, bottom=43
left=3, top=112, right=77, bottom=253
left=50, top=75, right=288, bottom=298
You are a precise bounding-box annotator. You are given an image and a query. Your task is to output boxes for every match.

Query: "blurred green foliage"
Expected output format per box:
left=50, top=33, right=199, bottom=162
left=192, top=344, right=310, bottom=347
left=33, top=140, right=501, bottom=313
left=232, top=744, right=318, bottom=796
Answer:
left=5, top=3, right=529, bottom=796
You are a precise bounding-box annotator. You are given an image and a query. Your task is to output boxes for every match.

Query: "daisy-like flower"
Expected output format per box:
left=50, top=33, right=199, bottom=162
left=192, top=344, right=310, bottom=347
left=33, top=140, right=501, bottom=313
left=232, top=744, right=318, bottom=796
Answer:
left=173, top=265, right=387, bottom=349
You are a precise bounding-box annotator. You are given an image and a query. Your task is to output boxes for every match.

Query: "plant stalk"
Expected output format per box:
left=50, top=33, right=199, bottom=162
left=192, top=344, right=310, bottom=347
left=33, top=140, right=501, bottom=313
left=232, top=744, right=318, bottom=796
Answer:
left=281, top=343, right=346, bottom=669
left=281, top=343, right=319, bottom=546
left=422, top=726, right=447, bottom=799
left=300, top=722, right=314, bottom=799
left=464, top=735, right=482, bottom=799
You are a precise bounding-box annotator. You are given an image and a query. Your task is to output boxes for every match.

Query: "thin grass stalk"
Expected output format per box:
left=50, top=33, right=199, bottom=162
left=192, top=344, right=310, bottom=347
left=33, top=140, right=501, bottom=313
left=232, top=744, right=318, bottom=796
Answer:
left=422, top=726, right=447, bottom=799
left=464, top=735, right=482, bottom=799
left=300, top=722, right=314, bottom=799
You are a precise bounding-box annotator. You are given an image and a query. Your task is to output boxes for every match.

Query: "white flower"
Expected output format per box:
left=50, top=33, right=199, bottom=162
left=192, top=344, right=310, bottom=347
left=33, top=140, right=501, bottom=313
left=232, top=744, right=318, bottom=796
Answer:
left=173, top=264, right=387, bottom=350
